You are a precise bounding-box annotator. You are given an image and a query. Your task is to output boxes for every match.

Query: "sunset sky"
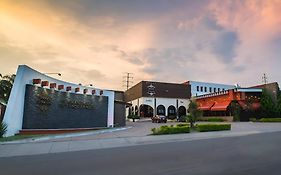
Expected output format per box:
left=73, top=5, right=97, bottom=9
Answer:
left=0, top=0, right=281, bottom=90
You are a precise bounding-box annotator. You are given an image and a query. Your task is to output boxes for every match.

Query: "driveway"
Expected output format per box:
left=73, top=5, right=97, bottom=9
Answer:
left=43, top=120, right=281, bottom=142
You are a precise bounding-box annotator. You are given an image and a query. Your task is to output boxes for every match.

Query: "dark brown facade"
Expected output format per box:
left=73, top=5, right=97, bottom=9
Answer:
left=124, top=81, right=191, bottom=102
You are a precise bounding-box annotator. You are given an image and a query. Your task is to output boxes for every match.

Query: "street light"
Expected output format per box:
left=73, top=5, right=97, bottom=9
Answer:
left=43, top=73, right=62, bottom=76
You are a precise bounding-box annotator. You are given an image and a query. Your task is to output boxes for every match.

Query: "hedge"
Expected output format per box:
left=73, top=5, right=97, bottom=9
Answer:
left=151, top=125, right=190, bottom=135
left=196, top=124, right=231, bottom=132
left=259, top=118, right=281, bottom=122
left=127, top=115, right=140, bottom=119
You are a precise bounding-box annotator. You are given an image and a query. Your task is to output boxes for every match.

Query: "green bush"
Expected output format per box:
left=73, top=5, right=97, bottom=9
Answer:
left=178, top=115, right=189, bottom=122
left=127, top=115, right=140, bottom=119
left=259, top=118, right=281, bottom=122
left=127, top=115, right=140, bottom=122
left=151, top=125, right=190, bottom=135
left=0, top=122, right=7, bottom=138
left=198, top=118, right=225, bottom=122
left=249, top=118, right=257, bottom=122
left=196, top=124, right=231, bottom=132
left=176, top=123, right=189, bottom=127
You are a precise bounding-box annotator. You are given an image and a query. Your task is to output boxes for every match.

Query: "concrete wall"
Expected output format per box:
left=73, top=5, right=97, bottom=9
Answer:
left=114, top=102, right=126, bottom=127
left=3, top=65, right=115, bottom=136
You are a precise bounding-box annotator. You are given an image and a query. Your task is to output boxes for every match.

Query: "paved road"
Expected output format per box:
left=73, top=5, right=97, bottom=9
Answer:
left=1, top=131, right=281, bottom=175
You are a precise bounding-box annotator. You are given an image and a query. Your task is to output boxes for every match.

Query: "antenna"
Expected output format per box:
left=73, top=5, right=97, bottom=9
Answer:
left=262, top=73, right=268, bottom=85
left=123, top=72, right=133, bottom=90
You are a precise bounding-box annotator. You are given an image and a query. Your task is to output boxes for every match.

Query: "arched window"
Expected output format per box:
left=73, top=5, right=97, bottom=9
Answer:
left=178, top=106, right=186, bottom=117
left=157, top=105, right=166, bottom=116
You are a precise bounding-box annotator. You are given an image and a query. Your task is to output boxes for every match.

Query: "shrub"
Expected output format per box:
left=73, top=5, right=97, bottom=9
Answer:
left=259, top=118, right=281, bottom=122
left=196, top=124, right=231, bottom=132
left=249, top=118, right=257, bottom=122
left=127, top=115, right=140, bottom=122
left=151, top=125, right=190, bottom=135
left=0, top=122, right=7, bottom=138
left=178, top=115, right=189, bottom=122
left=176, top=123, right=189, bottom=127
left=198, top=118, right=225, bottom=122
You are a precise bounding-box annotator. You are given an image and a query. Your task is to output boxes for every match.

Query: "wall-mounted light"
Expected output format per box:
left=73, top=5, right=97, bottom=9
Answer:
left=66, top=86, right=71, bottom=91
left=75, top=87, right=80, bottom=93
left=58, top=85, right=64, bottom=90
left=92, top=89, right=96, bottom=95
left=50, top=83, right=57, bottom=89
left=41, top=81, right=49, bottom=87
left=33, top=79, right=41, bottom=84
left=83, top=89, right=88, bottom=94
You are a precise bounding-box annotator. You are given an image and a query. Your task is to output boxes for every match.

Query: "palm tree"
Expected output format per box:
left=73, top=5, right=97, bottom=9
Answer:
left=0, top=74, right=16, bottom=103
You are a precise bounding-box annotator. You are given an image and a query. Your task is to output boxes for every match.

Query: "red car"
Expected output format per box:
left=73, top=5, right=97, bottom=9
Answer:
left=152, top=115, right=167, bottom=123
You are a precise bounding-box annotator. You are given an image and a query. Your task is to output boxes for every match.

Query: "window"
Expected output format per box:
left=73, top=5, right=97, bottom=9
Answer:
left=204, top=87, right=207, bottom=92
left=197, top=86, right=199, bottom=91
left=218, top=88, right=220, bottom=92
left=200, top=86, right=203, bottom=92
left=222, top=88, right=225, bottom=91
left=209, top=87, right=212, bottom=92
left=214, top=88, right=216, bottom=92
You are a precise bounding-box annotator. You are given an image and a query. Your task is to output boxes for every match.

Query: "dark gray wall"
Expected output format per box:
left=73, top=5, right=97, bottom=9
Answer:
left=23, top=85, right=108, bottom=129
left=124, top=81, right=191, bottom=102
left=114, top=102, right=126, bottom=127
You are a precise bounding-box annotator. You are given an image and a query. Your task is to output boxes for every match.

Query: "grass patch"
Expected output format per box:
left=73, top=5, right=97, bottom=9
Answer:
left=0, top=135, right=46, bottom=142
left=196, top=124, right=231, bottom=132
left=259, top=118, right=281, bottom=122
left=151, top=124, right=190, bottom=135
left=198, top=118, right=225, bottom=122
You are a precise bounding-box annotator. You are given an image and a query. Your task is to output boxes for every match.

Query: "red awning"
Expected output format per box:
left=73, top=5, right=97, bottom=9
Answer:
left=238, top=101, right=261, bottom=110
left=211, top=101, right=231, bottom=111
left=198, top=102, right=215, bottom=111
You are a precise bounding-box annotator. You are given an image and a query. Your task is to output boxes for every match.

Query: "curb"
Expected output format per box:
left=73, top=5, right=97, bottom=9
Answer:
left=0, top=126, right=132, bottom=145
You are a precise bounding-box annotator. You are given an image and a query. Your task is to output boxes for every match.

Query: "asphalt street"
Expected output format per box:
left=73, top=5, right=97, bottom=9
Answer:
left=1, top=131, right=281, bottom=175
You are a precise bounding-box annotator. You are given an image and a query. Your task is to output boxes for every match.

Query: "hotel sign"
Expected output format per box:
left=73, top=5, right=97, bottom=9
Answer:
left=147, top=83, right=156, bottom=96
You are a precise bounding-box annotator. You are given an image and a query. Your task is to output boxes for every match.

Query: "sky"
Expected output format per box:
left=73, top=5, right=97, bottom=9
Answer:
left=0, top=0, right=281, bottom=90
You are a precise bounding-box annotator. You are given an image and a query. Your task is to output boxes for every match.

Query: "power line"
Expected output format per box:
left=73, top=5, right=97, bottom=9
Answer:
left=123, top=73, right=133, bottom=90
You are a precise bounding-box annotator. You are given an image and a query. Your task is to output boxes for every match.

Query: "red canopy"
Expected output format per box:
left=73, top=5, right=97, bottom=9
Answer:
left=198, top=102, right=215, bottom=111
left=211, top=101, right=231, bottom=111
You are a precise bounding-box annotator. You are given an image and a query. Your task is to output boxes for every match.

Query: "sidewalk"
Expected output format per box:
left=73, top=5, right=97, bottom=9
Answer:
left=1, top=126, right=281, bottom=158
left=0, top=122, right=281, bottom=157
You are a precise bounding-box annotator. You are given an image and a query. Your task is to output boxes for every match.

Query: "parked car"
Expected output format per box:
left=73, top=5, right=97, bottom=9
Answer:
left=152, top=115, right=167, bottom=123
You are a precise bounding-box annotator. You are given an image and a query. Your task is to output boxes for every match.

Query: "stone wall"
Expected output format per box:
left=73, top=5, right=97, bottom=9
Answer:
left=23, top=85, right=109, bottom=129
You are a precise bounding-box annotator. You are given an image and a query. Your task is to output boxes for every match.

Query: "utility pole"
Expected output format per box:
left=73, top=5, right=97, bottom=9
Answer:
left=262, top=73, right=268, bottom=85
left=123, top=73, right=133, bottom=90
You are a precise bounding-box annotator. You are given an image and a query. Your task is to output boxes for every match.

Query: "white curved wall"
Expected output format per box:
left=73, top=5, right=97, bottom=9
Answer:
left=3, top=65, right=114, bottom=136
left=129, top=97, right=190, bottom=116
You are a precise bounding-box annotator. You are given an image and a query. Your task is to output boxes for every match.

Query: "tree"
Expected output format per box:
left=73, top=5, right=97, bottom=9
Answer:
left=0, top=74, right=16, bottom=103
left=260, top=89, right=276, bottom=117
left=275, top=92, right=281, bottom=117
left=230, top=102, right=241, bottom=121
left=188, top=100, right=202, bottom=128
